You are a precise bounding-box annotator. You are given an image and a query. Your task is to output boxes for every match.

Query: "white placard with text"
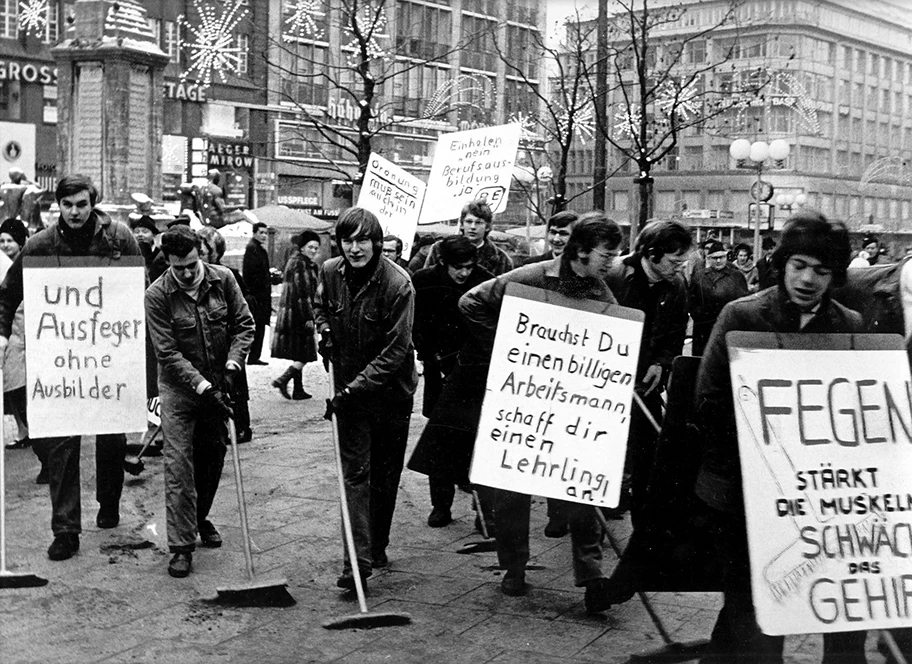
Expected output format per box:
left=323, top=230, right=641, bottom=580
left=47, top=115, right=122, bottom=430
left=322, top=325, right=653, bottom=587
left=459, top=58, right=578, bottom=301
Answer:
left=357, top=152, right=426, bottom=258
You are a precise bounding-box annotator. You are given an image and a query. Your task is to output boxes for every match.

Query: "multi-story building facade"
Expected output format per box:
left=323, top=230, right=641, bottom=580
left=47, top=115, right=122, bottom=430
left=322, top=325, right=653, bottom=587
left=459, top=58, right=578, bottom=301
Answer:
left=0, top=0, right=546, bottom=225
left=564, top=0, right=912, bottom=249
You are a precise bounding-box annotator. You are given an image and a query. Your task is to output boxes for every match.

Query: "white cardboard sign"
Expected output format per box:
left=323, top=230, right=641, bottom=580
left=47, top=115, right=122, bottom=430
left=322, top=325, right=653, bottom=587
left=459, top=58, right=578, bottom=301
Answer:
left=356, top=152, right=426, bottom=258
left=730, top=344, right=912, bottom=635
left=420, top=123, right=521, bottom=224
left=23, top=257, right=148, bottom=437
left=469, top=283, right=643, bottom=507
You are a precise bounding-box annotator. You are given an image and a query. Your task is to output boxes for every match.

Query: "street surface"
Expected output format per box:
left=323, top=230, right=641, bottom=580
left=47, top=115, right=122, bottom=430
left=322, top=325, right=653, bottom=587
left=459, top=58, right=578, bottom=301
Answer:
left=0, top=353, right=891, bottom=663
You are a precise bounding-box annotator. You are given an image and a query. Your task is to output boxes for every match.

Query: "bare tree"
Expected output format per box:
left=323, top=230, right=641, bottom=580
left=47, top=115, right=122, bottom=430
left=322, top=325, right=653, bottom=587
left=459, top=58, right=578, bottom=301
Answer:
left=261, top=0, right=484, bottom=199
left=589, top=0, right=771, bottom=242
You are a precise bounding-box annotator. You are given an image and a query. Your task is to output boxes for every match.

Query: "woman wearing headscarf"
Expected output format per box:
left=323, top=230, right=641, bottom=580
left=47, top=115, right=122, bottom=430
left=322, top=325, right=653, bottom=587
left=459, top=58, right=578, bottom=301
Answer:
left=271, top=230, right=321, bottom=400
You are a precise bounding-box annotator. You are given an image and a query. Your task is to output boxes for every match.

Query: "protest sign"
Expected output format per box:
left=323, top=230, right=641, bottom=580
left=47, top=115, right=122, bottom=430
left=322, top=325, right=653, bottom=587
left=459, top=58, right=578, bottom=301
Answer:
left=356, top=152, right=426, bottom=258
left=24, top=256, right=148, bottom=437
left=469, top=283, right=643, bottom=507
left=729, top=332, right=912, bottom=635
left=420, top=123, right=521, bottom=224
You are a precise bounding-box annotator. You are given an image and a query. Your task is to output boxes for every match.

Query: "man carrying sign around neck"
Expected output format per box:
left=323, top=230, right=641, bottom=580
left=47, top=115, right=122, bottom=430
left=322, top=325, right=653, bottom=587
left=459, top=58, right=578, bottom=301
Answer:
left=693, top=212, right=867, bottom=662
left=0, top=174, right=142, bottom=561
left=458, top=212, right=622, bottom=610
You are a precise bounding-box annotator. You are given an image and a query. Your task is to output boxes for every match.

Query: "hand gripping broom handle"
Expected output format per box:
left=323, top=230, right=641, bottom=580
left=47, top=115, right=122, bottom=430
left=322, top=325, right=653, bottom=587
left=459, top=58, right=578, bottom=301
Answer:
left=327, top=360, right=369, bottom=614
left=227, top=419, right=256, bottom=582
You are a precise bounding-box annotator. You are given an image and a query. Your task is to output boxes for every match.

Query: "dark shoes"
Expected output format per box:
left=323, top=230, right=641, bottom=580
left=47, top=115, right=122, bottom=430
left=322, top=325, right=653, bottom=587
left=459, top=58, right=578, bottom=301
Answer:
left=272, top=367, right=296, bottom=399
left=584, top=577, right=614, bottom=613
left=96, top=504, right=120, bottom=529
left=5, top=437, right=30, bottom=449
left=291, top=386, right=311, bottom=400
left=427, top=508, right=452, bottom=528
left=599, top=572, right=637, bottom=607
left=544, top=518, right=569, bottom=538
left=48, top=533, right=80, bottom=561
left=336, top=568, right=371, bottom=591
left=500, top=570, right=528, bottom=597
left=199, top=520, right=222, bottom=548
left=236, top=428, right=253, bottom=444
left=248, top=359, right=268, bottom=366
left=168, top=552, right=193, bottom=578
left=35, top=466, right=49, bottom=484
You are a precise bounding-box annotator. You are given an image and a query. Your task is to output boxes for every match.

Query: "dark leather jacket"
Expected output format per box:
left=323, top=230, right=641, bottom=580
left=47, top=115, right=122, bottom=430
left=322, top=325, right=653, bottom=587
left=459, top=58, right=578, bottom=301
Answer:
left=314, top=256, right=417, bottom=403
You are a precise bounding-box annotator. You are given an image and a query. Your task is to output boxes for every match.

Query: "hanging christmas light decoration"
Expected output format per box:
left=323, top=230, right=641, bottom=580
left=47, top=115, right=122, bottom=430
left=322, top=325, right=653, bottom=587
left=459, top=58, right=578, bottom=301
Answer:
left=614, top=110, right=641, bottom=139
left=424, top=74, right=496, bottom=119
left=180, top=0, right=249, bottom=89
left=557, top=104, right=595, bottom=145
left=284, top=0, right=324, bottom=41
left=655, top=79, right=700, bottom=121
left=343, top=3, right=388, bottom=63
left=18, top=0, right=48, bottom=36
left=508, top=112, right=539, bottom=143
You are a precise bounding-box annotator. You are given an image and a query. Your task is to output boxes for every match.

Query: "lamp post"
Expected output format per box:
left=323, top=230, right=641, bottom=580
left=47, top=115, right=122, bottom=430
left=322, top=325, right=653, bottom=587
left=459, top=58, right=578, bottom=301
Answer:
left=774, top=192, right=808, bottom=215
left=729, top=139, right=791, bottom=258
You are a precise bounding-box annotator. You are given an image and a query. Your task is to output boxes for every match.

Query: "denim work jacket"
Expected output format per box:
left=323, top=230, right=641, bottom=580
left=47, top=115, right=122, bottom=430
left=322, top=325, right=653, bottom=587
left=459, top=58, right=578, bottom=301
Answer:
left=145, top=263, right=255, bottom=394
left=314, top=256, right=417, bottom=404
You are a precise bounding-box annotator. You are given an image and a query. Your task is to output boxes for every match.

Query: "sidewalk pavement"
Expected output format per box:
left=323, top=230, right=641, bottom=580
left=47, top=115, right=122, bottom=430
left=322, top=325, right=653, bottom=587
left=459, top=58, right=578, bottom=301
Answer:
left=0, top=361, right=889, bottom=663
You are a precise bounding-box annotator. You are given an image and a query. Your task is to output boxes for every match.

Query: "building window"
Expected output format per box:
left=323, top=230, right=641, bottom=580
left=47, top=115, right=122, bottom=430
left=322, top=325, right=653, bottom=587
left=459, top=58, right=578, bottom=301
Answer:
left=396, top=1, right=452, bottom=62
left=0, top=78, right=20, bottom=119
left=855, top=49, right=866, bottom=75
left=235, top=33, right=249, bottom=74
left=460, top=15, right=497, bottom=72
left=1, top=0, right=17, bottom=38
left=282, top=42, right=327, bottom=107
left=164, top=21, right=180, bottom=62
left=43, top=84, right=57, bottom=124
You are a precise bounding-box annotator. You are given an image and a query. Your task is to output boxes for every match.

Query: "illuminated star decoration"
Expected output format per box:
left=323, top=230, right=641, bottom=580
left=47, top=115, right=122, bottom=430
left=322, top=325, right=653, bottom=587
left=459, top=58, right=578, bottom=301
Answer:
left=284, top=0, right=324, bottom=41
left=180, top=0, right=249, bottom=89
left=18, top=0, right=48, bottom=36
left=655, top=79, right=700, bottom=121
left=508, top=112, right=539, bottom=143
left=557, top=103, right=595, bottom=145
left=344, top=3, right=388, bottom=63
left=614, top=110, right=641, bottom=139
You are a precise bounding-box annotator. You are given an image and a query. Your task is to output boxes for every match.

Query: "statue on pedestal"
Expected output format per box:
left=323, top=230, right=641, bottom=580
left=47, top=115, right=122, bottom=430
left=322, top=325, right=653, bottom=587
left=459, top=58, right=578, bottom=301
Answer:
left=196, top=169, right=226, bottom=229
left=0, top=168, right=45, bottom=232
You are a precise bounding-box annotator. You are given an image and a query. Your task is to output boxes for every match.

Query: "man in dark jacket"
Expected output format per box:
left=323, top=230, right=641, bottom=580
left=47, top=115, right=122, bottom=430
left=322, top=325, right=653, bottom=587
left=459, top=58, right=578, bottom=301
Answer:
left=314, top=207, right=417, bottom=591
left=693, top=212, right=866, bottom=663
left=243, top=221, right=271, bottom=365
left=0, top=174, right=142, bottom=561
left=454, top=212, right=624, bottom=610
left=381, top=235, right=411, bottom=271
left=601, top=219, right=691, bottom=603
left=145, top=226, right=254, bottom=578
left=688, top=240, right=749, bottom=355
left=412, top=236, right=492, bottom=528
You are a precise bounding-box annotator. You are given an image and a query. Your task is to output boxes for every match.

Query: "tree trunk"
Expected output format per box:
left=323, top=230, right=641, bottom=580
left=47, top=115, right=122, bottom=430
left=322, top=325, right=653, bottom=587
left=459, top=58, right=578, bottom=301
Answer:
left=633, top=170, right=654, bottom=247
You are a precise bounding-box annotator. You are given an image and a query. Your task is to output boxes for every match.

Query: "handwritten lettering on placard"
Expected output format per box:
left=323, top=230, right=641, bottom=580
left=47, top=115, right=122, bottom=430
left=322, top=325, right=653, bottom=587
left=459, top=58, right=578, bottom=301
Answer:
left=357, top=152, right=426, bottom=258
left=420, top=123, right=521, bottom=224
left=730, top=341, right=912, bottom=635
left=470, top=284, right=643, bottom=507
left=24, top=257, right=147, bottom=437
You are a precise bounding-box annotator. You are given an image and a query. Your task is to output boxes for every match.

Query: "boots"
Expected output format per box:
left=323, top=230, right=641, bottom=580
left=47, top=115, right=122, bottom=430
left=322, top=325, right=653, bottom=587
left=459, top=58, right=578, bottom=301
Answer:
left=271, top=366, right=298, bottom=399
left=291, top=371, right=311, bottom=400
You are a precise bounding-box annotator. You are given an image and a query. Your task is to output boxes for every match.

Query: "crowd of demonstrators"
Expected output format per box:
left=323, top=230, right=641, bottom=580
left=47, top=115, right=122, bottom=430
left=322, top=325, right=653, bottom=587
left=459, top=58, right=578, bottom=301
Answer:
left=145, top=225, right=254, bottom=578
left=457, top=213, right=624, bottom=609
left=849, top=233, right=883, bottom=267
left=411, top=236, right=493, bottom=528
left=314, top=207, right=417, bottom=591
left=0, top=175, right=141, bottom=561
left=381, top=234, right=411, bottom=271
left=687, top=239, right=750, bottom=356
left=271, top=230, right=321, bottom=401
left=243, top=221, right=272, bottom=365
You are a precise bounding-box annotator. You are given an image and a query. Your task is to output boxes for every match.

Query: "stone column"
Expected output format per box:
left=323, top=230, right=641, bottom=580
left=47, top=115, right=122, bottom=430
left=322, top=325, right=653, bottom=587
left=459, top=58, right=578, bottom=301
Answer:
left=52, top=0, right=169, bottom=208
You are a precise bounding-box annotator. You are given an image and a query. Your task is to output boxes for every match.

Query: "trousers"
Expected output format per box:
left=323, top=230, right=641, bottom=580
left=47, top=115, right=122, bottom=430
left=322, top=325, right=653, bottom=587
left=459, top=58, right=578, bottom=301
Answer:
left=45, top=432, right=126, bottom=535
left=160, top=382, right=227, bottom=552
left=335, top=398, right=412, bottom=571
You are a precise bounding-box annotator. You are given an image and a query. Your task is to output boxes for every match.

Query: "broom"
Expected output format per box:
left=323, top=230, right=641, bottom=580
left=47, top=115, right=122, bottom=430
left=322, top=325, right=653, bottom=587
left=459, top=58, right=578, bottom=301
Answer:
left=0, top=367, right=48, bottom=589
left=214, top=417, right=294, bottom=607
left=322, top=354, right=412, bottom=629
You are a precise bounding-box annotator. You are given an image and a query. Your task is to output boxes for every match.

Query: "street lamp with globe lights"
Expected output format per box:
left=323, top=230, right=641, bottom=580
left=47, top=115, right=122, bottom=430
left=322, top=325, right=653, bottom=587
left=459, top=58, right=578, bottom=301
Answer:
left=774, top=192, right=808, bottom=215
left=729, top=138, right=791, bottom=257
